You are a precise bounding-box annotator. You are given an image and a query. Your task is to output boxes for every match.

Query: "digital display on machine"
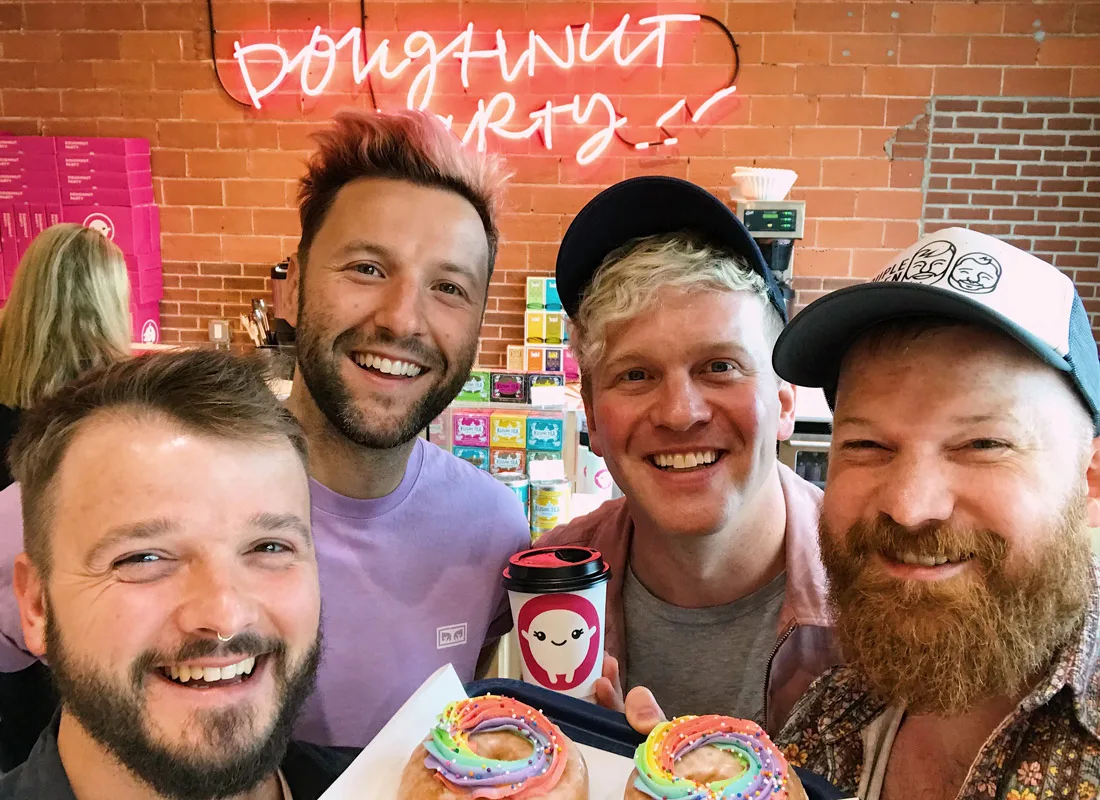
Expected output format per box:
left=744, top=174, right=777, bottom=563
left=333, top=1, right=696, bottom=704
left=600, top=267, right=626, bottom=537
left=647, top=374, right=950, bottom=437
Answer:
left=743, top=207, right=798, bottom=234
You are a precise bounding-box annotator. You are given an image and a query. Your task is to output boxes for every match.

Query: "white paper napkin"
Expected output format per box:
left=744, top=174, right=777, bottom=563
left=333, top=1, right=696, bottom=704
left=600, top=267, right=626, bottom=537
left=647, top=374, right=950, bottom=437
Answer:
left=319, top=664, right=636, bottom=799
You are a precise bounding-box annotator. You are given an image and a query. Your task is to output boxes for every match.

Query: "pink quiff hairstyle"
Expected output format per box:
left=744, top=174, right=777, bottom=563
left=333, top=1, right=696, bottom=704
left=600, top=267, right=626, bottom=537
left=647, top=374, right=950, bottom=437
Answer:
left=297, top=108, right=511, bottom=275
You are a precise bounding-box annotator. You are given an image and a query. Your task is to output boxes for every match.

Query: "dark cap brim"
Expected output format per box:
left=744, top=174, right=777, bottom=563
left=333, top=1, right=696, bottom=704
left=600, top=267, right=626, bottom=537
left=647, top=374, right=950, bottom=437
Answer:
left=555, top=176, right=786, bottom=321
left=772, top=282, right=1072, bottom=394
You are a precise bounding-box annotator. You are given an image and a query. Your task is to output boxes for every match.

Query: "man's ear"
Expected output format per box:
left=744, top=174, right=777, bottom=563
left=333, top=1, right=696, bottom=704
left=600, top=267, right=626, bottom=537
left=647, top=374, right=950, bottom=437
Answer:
left=776, top=379, right=796, bottom=443
left=1085, top=436, right=1100, bottom=528
left=285, top=253, right=302, bottom=329
left=13, top=554, right=47, bottom=658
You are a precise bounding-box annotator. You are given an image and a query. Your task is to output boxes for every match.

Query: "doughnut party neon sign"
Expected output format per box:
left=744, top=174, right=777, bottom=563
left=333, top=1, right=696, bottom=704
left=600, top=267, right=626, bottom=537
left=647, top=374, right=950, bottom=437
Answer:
left=230, top=13, right=740, bottom=165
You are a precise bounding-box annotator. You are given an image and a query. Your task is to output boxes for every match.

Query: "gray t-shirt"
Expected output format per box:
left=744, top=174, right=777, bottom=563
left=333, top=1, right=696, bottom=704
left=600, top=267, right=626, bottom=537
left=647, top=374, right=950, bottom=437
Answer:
left=623, top=566, right=787, bottom=724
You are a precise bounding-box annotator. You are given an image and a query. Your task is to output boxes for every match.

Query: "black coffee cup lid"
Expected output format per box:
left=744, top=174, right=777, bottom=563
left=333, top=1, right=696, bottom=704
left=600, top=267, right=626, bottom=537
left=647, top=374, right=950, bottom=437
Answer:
left=503, top=546, right=611, bottom=593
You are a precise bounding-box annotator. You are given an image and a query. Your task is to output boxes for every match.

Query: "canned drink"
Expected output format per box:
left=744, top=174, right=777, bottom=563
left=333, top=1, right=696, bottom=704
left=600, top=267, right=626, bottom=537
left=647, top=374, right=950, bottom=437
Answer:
left=497, top=473, right=530, bottom=518
left=531, top=479, right=571, bottom=533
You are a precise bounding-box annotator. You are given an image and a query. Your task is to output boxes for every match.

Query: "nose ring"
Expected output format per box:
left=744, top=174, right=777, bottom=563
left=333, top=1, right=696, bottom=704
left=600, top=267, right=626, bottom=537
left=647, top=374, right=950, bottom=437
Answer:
left=217, top=632, right=234, bottom=643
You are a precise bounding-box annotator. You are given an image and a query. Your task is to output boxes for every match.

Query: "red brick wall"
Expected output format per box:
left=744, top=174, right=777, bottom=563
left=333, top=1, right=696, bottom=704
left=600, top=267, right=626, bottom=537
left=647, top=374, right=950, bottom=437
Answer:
left=0, top=1, right=1098, bottom=364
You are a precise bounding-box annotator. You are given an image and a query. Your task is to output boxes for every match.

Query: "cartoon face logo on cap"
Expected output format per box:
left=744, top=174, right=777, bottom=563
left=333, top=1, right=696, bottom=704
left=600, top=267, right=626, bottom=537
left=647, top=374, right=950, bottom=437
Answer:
left=903, top=240, right=956, bottom=284
left=516, top=592, right=601, bottom=691
left=947, top=252, right=1002, bottom=295
left=82, top=212, right=115, bottom=241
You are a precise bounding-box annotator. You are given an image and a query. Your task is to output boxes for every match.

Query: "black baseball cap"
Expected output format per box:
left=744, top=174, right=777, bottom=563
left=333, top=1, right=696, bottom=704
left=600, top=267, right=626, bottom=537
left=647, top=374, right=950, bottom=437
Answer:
left=555, top=176, right=788, bottom=322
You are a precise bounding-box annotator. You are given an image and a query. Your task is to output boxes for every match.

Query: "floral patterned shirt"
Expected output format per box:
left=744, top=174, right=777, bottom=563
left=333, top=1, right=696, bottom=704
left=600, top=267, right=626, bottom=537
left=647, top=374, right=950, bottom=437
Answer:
left=777, top=563, right=1100, bottom=800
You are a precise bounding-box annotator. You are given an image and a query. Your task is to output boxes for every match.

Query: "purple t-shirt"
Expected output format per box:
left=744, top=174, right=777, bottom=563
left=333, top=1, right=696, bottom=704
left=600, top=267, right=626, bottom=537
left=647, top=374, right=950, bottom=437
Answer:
left=0, top=438, right=531, bottom=747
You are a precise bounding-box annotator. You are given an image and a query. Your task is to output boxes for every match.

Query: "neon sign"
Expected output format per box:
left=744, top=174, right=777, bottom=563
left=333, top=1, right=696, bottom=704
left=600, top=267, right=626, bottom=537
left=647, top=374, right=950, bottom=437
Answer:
left=228, top=14, right=739, bottom=165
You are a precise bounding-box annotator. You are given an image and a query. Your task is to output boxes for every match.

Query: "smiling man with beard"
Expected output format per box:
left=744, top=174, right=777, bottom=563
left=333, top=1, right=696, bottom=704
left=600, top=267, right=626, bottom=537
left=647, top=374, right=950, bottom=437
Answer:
left=766, top=228, right=1100, bottom=800
left=0, top=351, right=353, bottom=800
left=280, top=109, right=530, bottom=745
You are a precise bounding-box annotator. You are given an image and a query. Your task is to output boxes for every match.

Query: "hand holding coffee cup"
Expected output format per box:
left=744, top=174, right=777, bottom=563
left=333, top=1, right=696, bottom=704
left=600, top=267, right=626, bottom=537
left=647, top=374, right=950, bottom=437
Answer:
left=502, top=546, right=611, bottom=701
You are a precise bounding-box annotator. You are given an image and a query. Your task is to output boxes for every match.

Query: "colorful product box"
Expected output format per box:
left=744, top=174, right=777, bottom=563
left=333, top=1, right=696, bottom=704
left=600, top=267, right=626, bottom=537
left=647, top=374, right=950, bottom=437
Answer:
left=0, top=154, right=55, bottom=171
left=455, top=370, right=490, bottom=403
left=62, top=170, right=153, bottom=191
left=544, top=312, right=564, bottom=344
left=490, top=412, right=527, bottom=449
left=63, top=185, right=155, bottom=205
left=0, top=186, right=62, bottom=203
left=0, top=206, right=17, bottom=282
left=527, top=415, right=565, bottom=452
left=131, top=300, right=161, bottom=344
left=452, top=446, right=489, bottom=472
left=506, top=344, right=526, bottom=373
left=526, top=276, right=546, bottom=309
left=544, top=278, right=562, bottom=310
left=563, top=348, right=580, bottom=380
left=490, top=372, right=527, bottom=403
left=62, top=205, right=157, bottom=254
left=544, top=346, right=564, bottom=373
left=0, top=171, right=60, bottom=187
left=57, top=152, right=151, bottom=172
left=526, top=373, right=564, bottom=394
left=525, top=310, right=545, bottom=343
left=489, top=448, right=526, bottom=475
left=452, top=411, right=490, bottom=447
left=526, top=346, right=546, bottom=373
left=0, top=136, right=56, bottom=155
left=58, top=137, right=150, bottom=156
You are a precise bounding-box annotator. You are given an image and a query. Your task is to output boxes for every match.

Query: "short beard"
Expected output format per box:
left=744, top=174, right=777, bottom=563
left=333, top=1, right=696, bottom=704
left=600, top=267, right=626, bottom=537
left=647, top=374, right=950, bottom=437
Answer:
left=295, top=301, right=476, bottom=450
left=46, top=607, right=321, bottom=800
left=819, top=496, right=1092, bottom=715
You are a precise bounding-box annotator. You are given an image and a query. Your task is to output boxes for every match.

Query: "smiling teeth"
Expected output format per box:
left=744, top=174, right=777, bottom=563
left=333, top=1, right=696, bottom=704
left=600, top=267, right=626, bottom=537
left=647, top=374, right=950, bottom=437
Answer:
left=652, top=451, right=717, bottom=470
left=897, top=552, right=969, bottom=567
left=352, top=352, right=423, bottom=377
left=166, top=657, right=256, bottom=684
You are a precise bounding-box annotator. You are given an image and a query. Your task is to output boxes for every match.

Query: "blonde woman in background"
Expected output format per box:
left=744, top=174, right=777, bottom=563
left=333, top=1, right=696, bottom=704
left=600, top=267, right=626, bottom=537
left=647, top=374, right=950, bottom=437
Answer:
left=0, top=223, right=131, bottom=491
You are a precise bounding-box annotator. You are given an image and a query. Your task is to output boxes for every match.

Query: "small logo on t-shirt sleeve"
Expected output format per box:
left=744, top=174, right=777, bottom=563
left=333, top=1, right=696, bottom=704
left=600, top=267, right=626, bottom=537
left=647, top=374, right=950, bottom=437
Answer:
left=437, top=623, right=468, bottom=649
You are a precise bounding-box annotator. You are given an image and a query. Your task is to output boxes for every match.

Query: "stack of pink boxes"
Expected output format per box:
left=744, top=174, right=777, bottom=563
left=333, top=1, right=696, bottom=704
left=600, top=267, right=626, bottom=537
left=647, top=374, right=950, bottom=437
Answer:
left=0, top=135, right=162, bottom=343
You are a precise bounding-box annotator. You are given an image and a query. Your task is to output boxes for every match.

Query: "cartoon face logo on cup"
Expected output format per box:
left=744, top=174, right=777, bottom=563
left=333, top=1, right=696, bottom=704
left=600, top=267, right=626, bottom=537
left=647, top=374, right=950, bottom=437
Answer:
left=517, top=592, right=600, bottom=690
left=82, top=212, right=115, bottom=241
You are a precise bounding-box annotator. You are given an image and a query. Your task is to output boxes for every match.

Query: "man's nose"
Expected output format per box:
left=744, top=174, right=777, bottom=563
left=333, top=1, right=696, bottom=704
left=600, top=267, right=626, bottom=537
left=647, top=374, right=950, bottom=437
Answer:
left=875, top=452, right=955, bottom=530
left=371, top=275, right=427, bottom=341
left=650, top=373, right=711, bottom=432
left=174, top=559, right=260, bottom=641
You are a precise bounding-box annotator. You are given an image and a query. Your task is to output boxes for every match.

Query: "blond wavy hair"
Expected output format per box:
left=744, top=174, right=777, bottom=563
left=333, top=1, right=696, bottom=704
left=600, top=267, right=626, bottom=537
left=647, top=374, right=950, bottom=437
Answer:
left=569, top=233, right=783, bottom=379
left=0, top=223, right=131, bottom=408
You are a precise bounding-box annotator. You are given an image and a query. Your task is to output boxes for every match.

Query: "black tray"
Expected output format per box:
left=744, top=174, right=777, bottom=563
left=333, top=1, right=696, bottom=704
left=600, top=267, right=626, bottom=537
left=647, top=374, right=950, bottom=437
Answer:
left=465, top=678, right=643, bottom=757
left=463, top=678, right=847, bottom=800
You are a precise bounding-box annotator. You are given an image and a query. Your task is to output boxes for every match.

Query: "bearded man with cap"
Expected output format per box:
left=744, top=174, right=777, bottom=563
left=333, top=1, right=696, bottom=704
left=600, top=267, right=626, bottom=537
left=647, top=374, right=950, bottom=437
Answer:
left=761, top=227, right=1100, bottom=799
left=537, top=177, right=840, bottom=734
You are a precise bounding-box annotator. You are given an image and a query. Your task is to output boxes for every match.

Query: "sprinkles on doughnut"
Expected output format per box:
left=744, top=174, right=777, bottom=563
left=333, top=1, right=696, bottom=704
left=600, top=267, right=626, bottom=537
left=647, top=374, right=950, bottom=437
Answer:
left=627, top=715, right=791, bottom=800
left=398, top=694, right=589, bottom=800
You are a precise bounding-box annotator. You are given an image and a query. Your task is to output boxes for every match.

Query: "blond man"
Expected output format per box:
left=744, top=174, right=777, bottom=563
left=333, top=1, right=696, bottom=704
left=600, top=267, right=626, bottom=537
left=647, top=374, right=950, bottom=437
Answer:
left=539, top=177, right=839, bottom=733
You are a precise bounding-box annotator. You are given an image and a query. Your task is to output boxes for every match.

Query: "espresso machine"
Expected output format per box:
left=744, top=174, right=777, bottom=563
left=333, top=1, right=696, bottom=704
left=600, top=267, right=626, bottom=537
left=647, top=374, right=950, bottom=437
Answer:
left=736, top=200, right=806, bottom=309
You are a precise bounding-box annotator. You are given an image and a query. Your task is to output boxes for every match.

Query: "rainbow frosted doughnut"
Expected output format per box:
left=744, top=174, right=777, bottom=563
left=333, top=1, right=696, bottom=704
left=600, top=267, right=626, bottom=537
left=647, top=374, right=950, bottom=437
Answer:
left=631, top=715, right=790, bottom=800
left=421, top=695, right=567, bottom=797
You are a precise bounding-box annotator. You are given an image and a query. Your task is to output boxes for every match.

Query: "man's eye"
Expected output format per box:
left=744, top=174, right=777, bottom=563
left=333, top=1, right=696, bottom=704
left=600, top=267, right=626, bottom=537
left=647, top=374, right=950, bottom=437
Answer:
left=354, top=263, right=380, bottom=276
left=437, top=282, right=466, bottom=298
left=708, top=361, right=737, bottom=374
left=115, top=553, right=160, bottom=566
left=840, top=440, right=885, bottom=451
left=254, top=542, right=290, bottom=554
left=967, top=439, right=1009, bottom=451
left=623, top=369, right=647, bottom=382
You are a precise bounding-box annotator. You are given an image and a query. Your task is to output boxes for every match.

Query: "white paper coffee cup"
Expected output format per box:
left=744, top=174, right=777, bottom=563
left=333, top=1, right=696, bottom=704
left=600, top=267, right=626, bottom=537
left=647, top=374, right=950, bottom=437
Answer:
left=503, top=546, right=611, bottom=701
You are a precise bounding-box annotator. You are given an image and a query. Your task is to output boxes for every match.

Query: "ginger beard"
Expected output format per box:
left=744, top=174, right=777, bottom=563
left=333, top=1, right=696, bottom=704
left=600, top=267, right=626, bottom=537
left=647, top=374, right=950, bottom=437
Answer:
left=818, top=493, right=1093, bottom=715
